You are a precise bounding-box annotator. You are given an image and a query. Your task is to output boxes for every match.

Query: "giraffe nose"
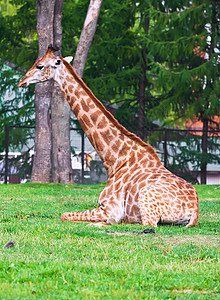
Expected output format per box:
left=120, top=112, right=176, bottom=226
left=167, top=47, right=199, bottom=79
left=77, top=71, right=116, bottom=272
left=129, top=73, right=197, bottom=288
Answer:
left=18, top=77, right=28, bottom=87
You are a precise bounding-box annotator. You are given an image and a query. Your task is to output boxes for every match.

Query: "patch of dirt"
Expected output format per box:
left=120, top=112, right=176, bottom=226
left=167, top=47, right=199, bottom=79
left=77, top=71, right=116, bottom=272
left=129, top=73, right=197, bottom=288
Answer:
left=202, top=198, right=220, bottom=201
left=172, top=289, right=216, bottom=294
left=155, top=235, right=220, bottom=247
left=105, top=231, right=132, bottom=236
left=87, top=222, right=109, bottom=228
left=98, top=228, right=156, bottom=236
left=86, top=224, right=219, bottom=247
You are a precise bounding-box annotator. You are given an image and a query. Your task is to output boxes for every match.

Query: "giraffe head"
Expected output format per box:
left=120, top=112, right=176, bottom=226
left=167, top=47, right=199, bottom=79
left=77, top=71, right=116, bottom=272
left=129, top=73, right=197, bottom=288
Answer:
left=18, top=45, right=73, bottom=87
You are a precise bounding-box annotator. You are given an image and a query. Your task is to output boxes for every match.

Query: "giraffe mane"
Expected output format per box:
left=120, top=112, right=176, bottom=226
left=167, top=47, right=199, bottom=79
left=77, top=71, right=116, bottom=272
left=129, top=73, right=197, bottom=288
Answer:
left=48, top=44, right=59, bottom=52
left=61, top=57, right=161, bottom=163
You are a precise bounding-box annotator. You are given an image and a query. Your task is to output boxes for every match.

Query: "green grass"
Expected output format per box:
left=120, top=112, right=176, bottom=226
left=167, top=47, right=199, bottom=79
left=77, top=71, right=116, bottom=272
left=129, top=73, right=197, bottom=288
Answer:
left=0, top=183, right=219, bottom=299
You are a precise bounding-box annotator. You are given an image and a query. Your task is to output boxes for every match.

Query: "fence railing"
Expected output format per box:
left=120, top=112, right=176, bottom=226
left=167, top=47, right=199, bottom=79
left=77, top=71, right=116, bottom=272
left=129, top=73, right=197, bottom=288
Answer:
left=2, top=125, right=86, bottom=184
left=146, top=128, right=220, bottom=184
left=1, top=125, right=220, bottom=184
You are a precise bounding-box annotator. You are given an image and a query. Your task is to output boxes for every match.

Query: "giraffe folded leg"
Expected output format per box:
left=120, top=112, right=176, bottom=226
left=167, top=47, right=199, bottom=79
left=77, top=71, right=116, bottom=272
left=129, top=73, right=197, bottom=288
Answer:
left=61, top=207, right=108, bottom=222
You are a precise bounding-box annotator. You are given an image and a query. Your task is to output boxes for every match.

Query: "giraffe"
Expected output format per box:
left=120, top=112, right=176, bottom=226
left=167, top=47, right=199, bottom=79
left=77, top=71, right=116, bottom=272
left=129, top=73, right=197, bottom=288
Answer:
left=18, top=45, right=199, bottom=227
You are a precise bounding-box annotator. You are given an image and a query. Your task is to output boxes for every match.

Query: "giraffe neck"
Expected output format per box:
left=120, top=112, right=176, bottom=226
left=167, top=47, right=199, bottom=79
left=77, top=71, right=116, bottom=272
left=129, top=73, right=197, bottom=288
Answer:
left=55, top=59, right=160, bottom=177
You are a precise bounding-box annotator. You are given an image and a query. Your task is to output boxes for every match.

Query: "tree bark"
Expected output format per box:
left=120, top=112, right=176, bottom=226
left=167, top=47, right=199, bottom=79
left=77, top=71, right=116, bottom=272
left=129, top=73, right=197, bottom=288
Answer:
left=31, top=0, right=56, bottom=182
left=137, top=18, right=149, bottom=140
left=137, top=48, right=147, bottom=139
left=201, top=116, right=208, bottom=184
left=51, top=0, right=73, bottom=184
left=31, top=81, right=52, bottom=182
left=51, top=88, right=72, bottom=183
left=73, top=0, right=103, bottom=77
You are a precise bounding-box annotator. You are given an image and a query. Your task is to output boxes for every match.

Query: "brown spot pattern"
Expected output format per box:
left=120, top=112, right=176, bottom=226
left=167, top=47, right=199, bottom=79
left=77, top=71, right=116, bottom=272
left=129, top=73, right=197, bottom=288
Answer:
left=93, top=131, right=105, bottom=152
left=73, top=103, right=80, bottom=117
left=68, top=84, right=74, bottom=93
left=81, top=99, right=89, bottom=112
left=97, top=117, right=106, bottom=129
left=90, top=111, right=100, bottom=124
left=112, top=140, right=121, bottom=153
left=75, top=90, right=81, bottom=99
left=101, top=129, right=114, bottom=145
left=80, top=114, right=92, bottom=130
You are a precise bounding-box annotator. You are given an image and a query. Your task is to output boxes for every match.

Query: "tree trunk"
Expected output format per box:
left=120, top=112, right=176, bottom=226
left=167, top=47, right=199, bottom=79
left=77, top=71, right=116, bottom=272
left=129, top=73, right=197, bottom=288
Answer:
left=137, top=49, right=147, bottom=139
left=31, top=81, right=52, bottom=182
left=73, top=0, right=103, bottom=77
left=51, top=83, right=72, bottom=183
left=137, top=18, right=149, bottom=140
left=201, top=117, right=208, bottom=184
left=51, top=0, right=73, bottom=184
left=31, top=0, right=56, bottom=182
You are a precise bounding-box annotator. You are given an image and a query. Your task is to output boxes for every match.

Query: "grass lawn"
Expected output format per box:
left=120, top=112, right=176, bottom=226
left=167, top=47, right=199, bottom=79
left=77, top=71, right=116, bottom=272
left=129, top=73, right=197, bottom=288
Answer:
left=0, top=183, right=219, bottom=299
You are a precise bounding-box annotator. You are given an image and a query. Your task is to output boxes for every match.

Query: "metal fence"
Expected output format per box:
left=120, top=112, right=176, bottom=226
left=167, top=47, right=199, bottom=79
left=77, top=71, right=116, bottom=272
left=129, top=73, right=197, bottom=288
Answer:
left=1, top=125, right=220, bottom=184
left=1, top=125, right=89, bottom=184
left=146, top=128, right=220, bottom=184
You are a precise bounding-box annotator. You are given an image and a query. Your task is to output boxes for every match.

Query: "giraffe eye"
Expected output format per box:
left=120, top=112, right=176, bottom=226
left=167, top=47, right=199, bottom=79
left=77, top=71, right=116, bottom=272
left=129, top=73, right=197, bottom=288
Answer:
left=55, top=59, right=61, bottom=66
left=36, top=65, right=44, bottom=70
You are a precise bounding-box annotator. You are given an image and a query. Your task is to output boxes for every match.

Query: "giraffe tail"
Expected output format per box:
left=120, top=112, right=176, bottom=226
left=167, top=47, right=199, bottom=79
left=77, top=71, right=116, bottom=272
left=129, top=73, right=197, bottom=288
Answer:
left=185, top=209, right=199, bottom=228
left=60, top=207, right=108, bottom=223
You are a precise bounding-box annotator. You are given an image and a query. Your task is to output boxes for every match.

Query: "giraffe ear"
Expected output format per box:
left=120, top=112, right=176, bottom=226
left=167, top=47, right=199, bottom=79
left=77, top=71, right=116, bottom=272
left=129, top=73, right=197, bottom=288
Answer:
left=63, top=56, right=73, bottom=64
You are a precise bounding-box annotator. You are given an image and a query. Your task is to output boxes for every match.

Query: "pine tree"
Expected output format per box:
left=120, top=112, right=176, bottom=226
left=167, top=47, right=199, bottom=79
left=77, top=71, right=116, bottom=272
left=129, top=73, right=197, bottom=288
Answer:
left=145, top=0, right=220, bottom=183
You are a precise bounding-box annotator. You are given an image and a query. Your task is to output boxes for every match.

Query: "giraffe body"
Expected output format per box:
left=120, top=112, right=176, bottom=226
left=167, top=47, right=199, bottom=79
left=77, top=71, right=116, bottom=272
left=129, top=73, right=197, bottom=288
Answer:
left=18, top=46, right=199, bottom=227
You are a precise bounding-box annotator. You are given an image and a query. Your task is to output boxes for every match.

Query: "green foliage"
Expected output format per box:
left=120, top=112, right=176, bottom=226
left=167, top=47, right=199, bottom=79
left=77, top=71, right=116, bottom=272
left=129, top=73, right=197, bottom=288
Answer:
left=0, top=183, right=219, bottom=298
left=146, top=0, right=220, bottom=124
left=0, top=63, right=35, bottom=152
left=0, top=0, right=17, bottom=16
left=62, top=0, right=89, bottom=56
left=0, top=0, right=37, bottom=68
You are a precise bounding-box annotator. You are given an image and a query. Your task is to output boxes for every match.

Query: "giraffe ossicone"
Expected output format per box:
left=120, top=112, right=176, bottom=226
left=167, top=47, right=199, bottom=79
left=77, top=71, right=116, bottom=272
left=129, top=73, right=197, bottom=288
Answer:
left=18, top=46, right=199, bottom=227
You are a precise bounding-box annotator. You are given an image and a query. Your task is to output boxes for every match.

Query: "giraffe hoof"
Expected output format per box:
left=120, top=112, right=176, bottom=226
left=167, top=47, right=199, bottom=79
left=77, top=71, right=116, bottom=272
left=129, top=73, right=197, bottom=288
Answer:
left=107, top=218, right=117, bottom=225
left=141, top=228, right=155, bottom=234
